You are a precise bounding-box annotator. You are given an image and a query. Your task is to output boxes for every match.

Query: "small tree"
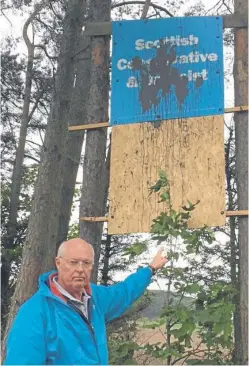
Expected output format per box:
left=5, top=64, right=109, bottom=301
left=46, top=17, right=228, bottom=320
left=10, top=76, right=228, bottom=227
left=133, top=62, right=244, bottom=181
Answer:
left=121, top=170, right=235, bottom=365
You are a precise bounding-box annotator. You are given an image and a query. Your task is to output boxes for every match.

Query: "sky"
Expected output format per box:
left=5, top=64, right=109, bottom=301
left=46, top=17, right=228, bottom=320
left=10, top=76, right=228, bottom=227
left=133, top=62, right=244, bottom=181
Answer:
left=1, top=0, right=235, bottom=289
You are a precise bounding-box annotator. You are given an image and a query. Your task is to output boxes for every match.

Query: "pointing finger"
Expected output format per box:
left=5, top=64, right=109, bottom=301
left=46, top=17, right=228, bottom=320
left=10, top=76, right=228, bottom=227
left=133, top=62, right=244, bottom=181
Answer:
left=157, top=247, right=164, bottom=256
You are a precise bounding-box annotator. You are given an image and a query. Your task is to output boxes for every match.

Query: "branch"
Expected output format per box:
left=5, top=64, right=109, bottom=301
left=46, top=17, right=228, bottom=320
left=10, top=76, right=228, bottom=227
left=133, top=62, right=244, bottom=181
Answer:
left=38, top=125, right=45, bottom=146
left=111, top=1, right=174, bottom=17
left=25, top=142, right=42, bottom=156
left=22, top=0, right=52, bottom=51
left=73, top=43, right=90, bottom=59
left=26, top=140, right=42, bottom=148
left=35, top=16, right=57, bottom=32
left=49, top=3, right=63, bottom=21
left=28, top=82, right=50, bottom=122
left=24, top=154, right=40, bottom=163
left=141, top=0, right=151, bottom=18
left=1, top=9, right=12, bottom=26
left=34, top=44, right=58, bottom=60
left=1, top=158, right=14, bottom=165
left=222, top=0, right=233, bottom=14
left=146, top=12, right=159, bottom=19
left=37, top=102, right=50, bottom=118
left=204, top=0, right=222, bottom=15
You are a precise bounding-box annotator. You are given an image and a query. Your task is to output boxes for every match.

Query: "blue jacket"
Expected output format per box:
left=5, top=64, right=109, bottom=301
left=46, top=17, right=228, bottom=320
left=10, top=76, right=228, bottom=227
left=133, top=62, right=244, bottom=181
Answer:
left=4, top=267, right=152, bottom=365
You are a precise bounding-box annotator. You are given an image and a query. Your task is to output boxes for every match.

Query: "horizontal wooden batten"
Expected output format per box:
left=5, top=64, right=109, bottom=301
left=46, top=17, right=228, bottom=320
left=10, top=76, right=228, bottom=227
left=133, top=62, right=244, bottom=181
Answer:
left=84, top=15, right=248, bottom=36
left=68, top=122, right=109, bottom=131
left=80, top=216, right=109, bottom=222
left=224, top=105, right=248, bottom=113
left=79, top=210, right=249, bottom=226
left=225, top=210, right=249, bottom=217
left=68, top=106, right=248, bottom=131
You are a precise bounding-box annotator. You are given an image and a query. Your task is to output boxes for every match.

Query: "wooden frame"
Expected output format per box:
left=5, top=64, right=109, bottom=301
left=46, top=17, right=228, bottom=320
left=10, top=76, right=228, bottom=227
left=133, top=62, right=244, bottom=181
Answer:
left=225, top=210, right=249, bottom=217
left=68, top=106, right=248, bottom=131
left=83, top=15, right=248, bottom=36
left=75, top=15, right=248, bottom=230
left=80, top=210, right=249, bottom=222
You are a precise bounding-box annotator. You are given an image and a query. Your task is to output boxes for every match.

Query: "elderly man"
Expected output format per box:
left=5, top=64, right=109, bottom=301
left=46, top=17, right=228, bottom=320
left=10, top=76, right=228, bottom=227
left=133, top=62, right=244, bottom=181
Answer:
left=5, top=237, right=168, bottom=365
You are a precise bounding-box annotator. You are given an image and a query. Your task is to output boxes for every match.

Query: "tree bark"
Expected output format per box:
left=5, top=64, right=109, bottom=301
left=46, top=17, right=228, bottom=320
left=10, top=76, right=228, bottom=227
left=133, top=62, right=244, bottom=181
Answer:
left=141, top=0, right=151, bottom=18
left=79, top=0, right=111, bottom=283
left=225, top=126, right=241, bottom=364
left=6, top=1, right=48, bottom=248
left=7, top=45, right=34, bottom=249
left=234, top=0, right=248, bottom=363
left=79, top=0, right=153, bottom=284
left=2, top=0, right=86, bottom=360
left=1, top=0, right=49, bottom=331
left=101, top=234, right=112, bottom=285
left=56, top=34, right=91, bottom=247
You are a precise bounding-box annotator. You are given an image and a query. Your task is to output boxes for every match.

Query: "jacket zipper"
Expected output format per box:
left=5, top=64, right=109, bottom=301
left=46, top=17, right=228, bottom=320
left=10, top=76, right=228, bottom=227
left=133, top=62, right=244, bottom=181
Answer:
left=45, top=285, right=102, bottom=364
left=67, top=300, right=101, bottom=365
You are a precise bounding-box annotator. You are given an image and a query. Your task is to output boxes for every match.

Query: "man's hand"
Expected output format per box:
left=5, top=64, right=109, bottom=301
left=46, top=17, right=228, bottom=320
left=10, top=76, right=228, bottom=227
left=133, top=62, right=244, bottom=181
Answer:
left=149, top=248, right=168, bottom=271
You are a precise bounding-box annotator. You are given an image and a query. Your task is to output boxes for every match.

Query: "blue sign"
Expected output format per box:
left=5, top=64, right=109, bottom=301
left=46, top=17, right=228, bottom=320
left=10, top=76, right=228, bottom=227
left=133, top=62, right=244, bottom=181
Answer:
left=111, top=16, right=224, bottom=126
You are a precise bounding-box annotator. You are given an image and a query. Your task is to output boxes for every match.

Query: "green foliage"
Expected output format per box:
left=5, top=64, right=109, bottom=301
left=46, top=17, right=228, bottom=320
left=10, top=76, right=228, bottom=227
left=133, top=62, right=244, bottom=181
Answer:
left=123, top=240, right=148, bottom=259
left=1, top=46, right=24, bottom=127
left=141, top=318, right=166, bottom=329
left=109, top=170, right=235, bottom=364
left=67, top=223, right=80, bottom=239
left=147, top=171, right=234, bottom=363
left=108, top=339, right=139, bottom=365
left=1, top=165, right=39, bottom=247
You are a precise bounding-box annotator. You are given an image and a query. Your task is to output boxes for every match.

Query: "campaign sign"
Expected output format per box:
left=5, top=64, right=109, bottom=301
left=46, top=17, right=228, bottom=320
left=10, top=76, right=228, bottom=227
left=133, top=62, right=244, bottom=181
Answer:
left=110, top=16, right=224, bottom=126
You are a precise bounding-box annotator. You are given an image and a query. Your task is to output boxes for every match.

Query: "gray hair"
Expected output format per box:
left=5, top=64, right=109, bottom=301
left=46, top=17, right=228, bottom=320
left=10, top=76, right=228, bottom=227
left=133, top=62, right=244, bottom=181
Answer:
left=57, top=241, right=67, bottom=257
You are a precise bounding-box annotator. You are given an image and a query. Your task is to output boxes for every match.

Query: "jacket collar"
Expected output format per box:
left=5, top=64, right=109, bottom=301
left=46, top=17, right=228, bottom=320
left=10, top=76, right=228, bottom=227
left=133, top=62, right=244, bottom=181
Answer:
left=38, top=270, right=92, bottom=300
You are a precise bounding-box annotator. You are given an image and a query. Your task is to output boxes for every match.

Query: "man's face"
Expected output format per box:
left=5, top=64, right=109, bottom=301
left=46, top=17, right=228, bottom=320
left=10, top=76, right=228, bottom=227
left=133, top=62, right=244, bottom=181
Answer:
left=55, top=242, right=94, bottom=294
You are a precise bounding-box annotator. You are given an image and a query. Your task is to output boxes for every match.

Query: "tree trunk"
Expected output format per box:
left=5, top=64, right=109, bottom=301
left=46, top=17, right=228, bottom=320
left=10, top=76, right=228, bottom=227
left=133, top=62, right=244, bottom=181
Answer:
left=2, top=0, right=86, bottom=360
left=56, top=34, right=91, bottom=247
left=6, top=47, right=34, bottom=250
left=101, top=234, right=112, bottom=285
left=1, top=0, right=48, bottom=331
left=79, top=0, right=153, bottom=284
left=1, top=257, right=12, bottom=331
left=234, top=0, right=248, bottom=363
left=79, top=0, right=111, bottom=283
left=225, top=126, right=241, bottom=364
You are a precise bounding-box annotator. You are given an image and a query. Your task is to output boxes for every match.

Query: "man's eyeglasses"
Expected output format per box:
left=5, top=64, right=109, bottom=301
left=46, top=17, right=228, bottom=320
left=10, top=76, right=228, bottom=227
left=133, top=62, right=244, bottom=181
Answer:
left=60, top=258, right=93, bottom=269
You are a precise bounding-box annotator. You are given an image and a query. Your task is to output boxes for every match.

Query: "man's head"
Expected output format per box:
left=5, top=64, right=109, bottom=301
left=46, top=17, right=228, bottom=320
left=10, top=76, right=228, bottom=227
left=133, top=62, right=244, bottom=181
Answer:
left=55, top=238, right=94, bottom=295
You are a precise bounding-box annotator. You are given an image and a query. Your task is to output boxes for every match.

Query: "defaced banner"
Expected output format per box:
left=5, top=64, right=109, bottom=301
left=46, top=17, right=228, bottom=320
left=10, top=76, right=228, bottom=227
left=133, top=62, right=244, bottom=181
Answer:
left=111, top=16, right=224, bottom=126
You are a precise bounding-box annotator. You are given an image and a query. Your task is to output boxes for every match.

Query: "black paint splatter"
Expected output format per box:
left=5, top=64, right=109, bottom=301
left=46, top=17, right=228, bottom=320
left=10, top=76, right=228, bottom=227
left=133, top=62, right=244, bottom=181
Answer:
left=131, top=42, right=203, bottom=114
left=132, top=55, right=159, bottom=112
left=195, top=76, right=204, bottom=88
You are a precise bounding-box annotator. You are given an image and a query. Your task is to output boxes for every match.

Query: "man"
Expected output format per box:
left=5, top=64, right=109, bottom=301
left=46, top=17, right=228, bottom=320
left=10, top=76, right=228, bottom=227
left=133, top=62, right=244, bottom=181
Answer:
left=5, top=237, right=168, bottom=365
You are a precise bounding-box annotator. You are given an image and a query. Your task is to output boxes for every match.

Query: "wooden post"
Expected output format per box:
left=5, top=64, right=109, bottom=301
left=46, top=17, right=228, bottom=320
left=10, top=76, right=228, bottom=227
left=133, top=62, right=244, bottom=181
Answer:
left=234, top=0, right=248, bottom=363
left=79, top=0, right=111, bottom=284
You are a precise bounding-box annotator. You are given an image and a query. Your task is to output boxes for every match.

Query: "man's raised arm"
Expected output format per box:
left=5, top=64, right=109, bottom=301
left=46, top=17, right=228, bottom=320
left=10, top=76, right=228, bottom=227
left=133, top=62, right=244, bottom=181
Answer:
left=95, top=248, right=168, bottom=322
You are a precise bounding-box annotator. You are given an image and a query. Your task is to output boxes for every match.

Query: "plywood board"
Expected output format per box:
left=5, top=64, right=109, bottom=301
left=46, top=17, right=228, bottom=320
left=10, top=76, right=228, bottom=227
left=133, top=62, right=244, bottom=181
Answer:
left=109, top=115, right=226, bottom=234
